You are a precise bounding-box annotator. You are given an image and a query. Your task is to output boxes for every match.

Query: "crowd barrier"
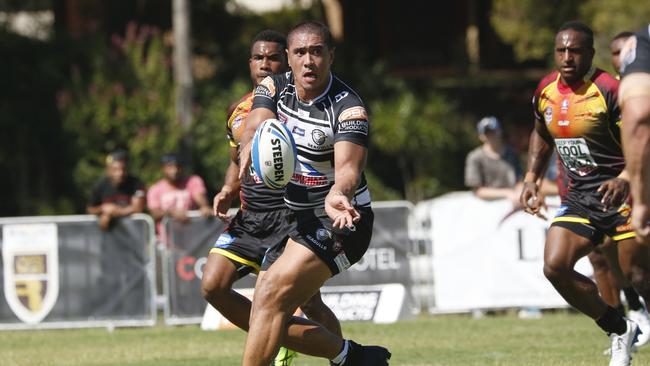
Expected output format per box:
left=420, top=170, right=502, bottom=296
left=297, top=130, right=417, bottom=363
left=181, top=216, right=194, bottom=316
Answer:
left=0, top=214, right=156, bottom=330
left=413, top=192, right=593, bottom=313
left=162, top=201, right=417, bottom=326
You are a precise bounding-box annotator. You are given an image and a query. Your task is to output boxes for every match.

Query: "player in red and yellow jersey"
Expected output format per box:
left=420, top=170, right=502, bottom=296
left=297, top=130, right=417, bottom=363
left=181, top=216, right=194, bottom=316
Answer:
left=521, top=21, right=650, bottom=366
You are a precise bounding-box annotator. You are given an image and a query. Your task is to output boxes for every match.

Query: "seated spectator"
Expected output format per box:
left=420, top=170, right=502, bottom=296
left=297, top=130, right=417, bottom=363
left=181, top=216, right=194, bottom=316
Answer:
left=464, top=116, right=522, bottom=205
left=147, top=153, right=211, bottom=239
left=87, top=150, right=145, bottom=230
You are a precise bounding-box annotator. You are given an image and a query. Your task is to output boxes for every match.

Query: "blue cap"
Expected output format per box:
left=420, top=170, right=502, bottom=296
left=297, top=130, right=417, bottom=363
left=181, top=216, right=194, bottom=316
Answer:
left=476, top=116, right=501, bottom=134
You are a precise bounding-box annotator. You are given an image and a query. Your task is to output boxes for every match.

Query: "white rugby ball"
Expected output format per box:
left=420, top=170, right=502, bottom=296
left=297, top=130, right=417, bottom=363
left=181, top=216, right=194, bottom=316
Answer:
left=251, top=119, right=297, bottom=189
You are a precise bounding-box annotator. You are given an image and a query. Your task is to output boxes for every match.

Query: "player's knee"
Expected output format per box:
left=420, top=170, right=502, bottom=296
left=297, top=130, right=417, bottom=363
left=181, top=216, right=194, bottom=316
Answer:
left=627, top=266, right=650, bottom=295
left=543, top=261, right=569, bottom=283
left=200, top=271, right=231, bottom=302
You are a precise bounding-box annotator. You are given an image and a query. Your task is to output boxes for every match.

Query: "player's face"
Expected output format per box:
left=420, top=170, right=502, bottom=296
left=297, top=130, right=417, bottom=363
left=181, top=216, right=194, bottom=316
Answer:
left=162, top=163, right=180, bottom=182
left=249, top=41, right=287, bottom=85
left=287, top=30, right=334, bottom=101
left=554, top=30, right=594, bottom=85
left=610, top=37, right=629, bottom=76
left=107, top=161, right=126, bottom=185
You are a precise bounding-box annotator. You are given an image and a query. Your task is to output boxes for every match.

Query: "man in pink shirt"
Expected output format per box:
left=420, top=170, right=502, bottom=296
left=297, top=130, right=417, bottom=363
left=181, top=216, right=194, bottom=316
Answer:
left=147, top=153, right=212, bottom=241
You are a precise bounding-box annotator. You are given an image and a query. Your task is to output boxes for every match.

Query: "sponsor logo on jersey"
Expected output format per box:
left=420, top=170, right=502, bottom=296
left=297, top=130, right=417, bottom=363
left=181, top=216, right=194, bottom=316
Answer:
left=339, top=106, right=368, bottom=122
left=231, top=114, right=244, bottom=134
left=292, top=173, right=329, bottom=187
left=255, top=76, right=276, bottom=99
left=3, top=224, right=59, bottom=324
left=292, top=126, right=305, bottom=136
left=338, top=119, right=369, bottom=135
left=312, top=129, right=326, bottom=145
left=544, top=106, right=553, bottom=124
left=334, top=91, right=349, bottom=103
left=561, top=99, right=569, bottom=113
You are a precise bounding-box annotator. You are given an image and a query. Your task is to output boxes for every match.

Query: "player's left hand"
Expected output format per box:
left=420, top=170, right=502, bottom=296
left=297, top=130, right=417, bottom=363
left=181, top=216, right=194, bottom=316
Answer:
left=597, top=177, right=630, bottom=211
left=325, top=190, right=360, bottom=230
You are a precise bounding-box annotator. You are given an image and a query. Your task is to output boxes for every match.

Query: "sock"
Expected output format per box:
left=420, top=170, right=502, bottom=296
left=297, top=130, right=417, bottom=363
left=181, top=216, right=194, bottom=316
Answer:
left=615, top=304, right=626, bottom=317
left=331, top=340, right=349, bottom=365
left=596, top=306, right=628, bottom=335
left=623, top=287, right=644, bottom=311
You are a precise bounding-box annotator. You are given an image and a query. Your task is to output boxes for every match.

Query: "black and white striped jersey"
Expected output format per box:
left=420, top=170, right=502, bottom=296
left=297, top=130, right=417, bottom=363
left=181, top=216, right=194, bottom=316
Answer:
left=251, top=71, right=372, bottom=210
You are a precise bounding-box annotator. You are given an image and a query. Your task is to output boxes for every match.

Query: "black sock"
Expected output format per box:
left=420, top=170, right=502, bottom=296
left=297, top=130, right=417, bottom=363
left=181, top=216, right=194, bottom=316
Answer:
left=623, top=287, right=644, bottom=311
left=596, top=306, right=628, bottom=335
left=615, top=304, right=626, bottom=317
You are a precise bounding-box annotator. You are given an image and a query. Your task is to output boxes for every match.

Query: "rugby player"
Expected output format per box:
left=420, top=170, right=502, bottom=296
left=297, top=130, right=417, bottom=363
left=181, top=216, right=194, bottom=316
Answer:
left=521, top=21, right=650, bottom=366
left=200, top=29, right=341, bottom=366
left=237, top=21, right=391, bottom=366
left=619, top=24, right=650, bottom=244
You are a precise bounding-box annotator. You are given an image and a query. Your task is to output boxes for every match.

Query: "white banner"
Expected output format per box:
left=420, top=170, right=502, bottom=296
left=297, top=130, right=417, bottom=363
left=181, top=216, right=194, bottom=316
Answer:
left=422, top=192, right=592, bottom=312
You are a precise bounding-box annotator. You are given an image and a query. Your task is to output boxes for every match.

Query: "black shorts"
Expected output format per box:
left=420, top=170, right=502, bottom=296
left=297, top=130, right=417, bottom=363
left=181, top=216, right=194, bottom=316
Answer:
left=622, top=26, right=650, bottom=75
left=550, top=189, right=635, bottom=244
left=210, top=208, right=291, bottom=277
left=261, top=207, right=374, bottom=276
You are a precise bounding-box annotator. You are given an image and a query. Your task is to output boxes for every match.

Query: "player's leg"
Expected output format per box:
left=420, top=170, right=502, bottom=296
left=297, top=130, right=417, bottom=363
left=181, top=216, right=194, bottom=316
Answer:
left=300, top=290, right=342, bottom=337
left=617, top=236, right=650, bottom=346
left=544, top=225, right=610, bottom=319
left=201, top=252, right=253, bottom=330
left=588, top=246, right=623, bottom=313
left=243, top=240, right=341, bottom=365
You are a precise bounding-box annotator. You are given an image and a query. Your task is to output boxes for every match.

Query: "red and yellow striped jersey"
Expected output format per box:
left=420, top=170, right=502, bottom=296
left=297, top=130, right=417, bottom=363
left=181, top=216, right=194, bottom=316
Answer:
left=533, top=68, right=624, bottom=191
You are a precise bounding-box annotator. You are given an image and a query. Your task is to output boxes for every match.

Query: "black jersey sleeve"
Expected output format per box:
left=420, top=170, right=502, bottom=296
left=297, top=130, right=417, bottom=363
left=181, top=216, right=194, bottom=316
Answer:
left=333, top=96, right=370, bottom=147
left=621, top=25, right=650, bottom=76
left=251, top=73, right=286, bottom=113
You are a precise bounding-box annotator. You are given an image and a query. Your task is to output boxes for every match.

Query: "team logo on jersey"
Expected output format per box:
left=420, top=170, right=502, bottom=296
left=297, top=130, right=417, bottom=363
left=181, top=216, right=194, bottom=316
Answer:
left=543, top=107, right=553, bottom=124
left=312, top=129, right=327, bottom=145
left=3, top=224, right=59, bottom=324
left=561, top=99, right=569, bottom=113
left=339, top=106, right=368, bottom=122
left=619, top=36, right=637, bottom=74
left=334, top=91, right=349, bottom=103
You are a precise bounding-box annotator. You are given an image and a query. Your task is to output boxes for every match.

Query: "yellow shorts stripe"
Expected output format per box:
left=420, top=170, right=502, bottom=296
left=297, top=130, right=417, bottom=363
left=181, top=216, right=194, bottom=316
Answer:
left=611, top=232, right=636, bottom=242
left=552, top=216, right=591, bottom=224
left=210, top=248, right=261, bottom=273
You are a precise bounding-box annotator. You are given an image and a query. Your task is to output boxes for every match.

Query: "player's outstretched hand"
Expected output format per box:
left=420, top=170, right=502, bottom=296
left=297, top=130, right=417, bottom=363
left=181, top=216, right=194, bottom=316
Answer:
left=597, top=177, right=629, bottom=211
left=632, top=203, right=650, bottom=244
left=213, top=189, right=233, bottom=222
left=325, top=190, right=360, bottom=230
left=520, top=181, right=544, bottom=217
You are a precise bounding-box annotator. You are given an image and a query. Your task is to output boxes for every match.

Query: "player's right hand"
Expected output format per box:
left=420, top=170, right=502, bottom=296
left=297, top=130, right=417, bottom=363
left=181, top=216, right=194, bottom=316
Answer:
left=213, top=190, right=233, bottom=222
left=520, top=181, right=543, bottom=216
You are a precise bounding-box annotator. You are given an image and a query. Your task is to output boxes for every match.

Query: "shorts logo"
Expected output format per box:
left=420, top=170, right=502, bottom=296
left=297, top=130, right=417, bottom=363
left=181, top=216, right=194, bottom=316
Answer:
left=555, top=205, right=568, bottom=217
left=316, top=228, right=332, bottom=241
left=215, top=232, right=235, bottom=247
left=3, top=224, right=59, bottom=324
left=544, top=106, right=553, bottom=124
left=312, top=129, right=326, bottom=145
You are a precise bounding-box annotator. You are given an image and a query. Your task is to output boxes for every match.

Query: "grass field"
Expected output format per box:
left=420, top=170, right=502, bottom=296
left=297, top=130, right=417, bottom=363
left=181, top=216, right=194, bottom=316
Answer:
left=1, top=312, right=648, bottom=366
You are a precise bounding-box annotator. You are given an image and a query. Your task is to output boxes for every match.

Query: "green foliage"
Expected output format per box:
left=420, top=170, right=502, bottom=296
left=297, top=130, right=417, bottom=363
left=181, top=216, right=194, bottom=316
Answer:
left=371, top=85, right=473, bottom=202
left=60, top=23, right=182, bottom=196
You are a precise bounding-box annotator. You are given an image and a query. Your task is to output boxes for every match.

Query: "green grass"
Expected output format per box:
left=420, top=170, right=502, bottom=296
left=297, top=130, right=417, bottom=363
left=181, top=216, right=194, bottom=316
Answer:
left=0, top=312, right=647, bottom=366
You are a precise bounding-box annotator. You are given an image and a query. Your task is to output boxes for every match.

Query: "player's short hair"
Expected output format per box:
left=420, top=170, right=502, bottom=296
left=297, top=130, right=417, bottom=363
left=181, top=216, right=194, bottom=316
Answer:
left=106, top=149, right=128, bottom=165
left=612, top=31, right=634, bottom=42
left=287, top=20, right=333, bottom=49
left=558, top=21, right=594, bottom=49
left=251, top=29, right=287, bottom=52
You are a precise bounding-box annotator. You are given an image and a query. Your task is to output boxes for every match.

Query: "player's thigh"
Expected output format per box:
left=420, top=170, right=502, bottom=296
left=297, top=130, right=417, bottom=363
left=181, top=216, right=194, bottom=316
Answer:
left=254, top=239, right=332, bottom=312
left=201, top=252, right=240, bottom=293
left=618, top=237, right=650, bottom=277
left=545, top=225, right=596, bottom=270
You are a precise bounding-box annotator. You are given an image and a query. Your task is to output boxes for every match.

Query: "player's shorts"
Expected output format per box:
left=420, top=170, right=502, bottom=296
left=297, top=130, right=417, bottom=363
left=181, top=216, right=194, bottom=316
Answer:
left=210, top=208, right=292, bottom=277
left=550, top=189, right=635, bottom=244
left=261, top=207, right=374, bottom=276
left=620, top=25, right=650, bottom=103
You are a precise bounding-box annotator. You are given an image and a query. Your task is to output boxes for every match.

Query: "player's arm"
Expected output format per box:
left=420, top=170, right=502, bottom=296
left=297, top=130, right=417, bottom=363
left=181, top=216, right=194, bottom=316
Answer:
left=521, top=121, right=554, bottom=213
left=213, top=146, right=242, bottom=220
left=621, top=93, right=650, bottom=206
left=326, top=141, right=367, bottom=229
left=238, top=107, right=276, bottom=179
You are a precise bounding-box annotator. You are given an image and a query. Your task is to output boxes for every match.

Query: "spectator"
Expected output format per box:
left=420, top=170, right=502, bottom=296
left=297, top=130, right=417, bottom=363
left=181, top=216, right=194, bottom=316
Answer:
left=464, top=116, right=522, bottom=205
left=146, top=153, right=211, bottom=240
left=87, top=150, right=145, bottom=230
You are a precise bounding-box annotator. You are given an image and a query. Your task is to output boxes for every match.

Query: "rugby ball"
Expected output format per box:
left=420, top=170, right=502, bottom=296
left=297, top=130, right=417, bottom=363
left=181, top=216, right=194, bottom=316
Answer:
left=251, top=119, right=297, bottom=189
